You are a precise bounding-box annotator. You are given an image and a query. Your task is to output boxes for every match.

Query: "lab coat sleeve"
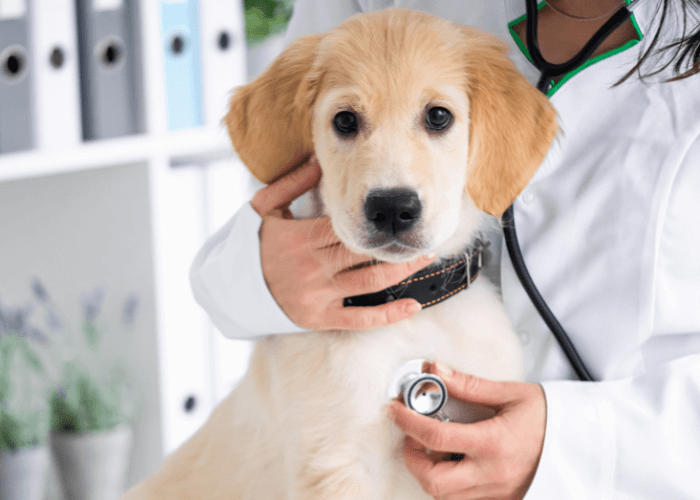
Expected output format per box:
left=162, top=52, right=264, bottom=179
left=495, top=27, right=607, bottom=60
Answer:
left=190, top=202, right=305, bottom=339
left=525, top=135, right=700, bottom=499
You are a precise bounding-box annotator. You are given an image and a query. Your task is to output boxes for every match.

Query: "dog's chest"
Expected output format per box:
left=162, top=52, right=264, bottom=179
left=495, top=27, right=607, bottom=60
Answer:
left=251, top=279, right=522, bottom=499
left=335, top=278, right=522, bottom=388
left=272, top=279, right=522, bottom=425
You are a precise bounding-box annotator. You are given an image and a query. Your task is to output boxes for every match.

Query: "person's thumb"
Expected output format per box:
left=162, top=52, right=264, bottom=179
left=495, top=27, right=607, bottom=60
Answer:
left=428, top=360, right=515, bottom=409
left=251, top=155, right=321, bottom=216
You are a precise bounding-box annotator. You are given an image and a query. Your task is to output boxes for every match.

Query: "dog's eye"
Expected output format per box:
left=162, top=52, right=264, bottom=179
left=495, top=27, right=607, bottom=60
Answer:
left=333, top=111, right=359, bottom=136
left=425, top=107, right=452, bottom=131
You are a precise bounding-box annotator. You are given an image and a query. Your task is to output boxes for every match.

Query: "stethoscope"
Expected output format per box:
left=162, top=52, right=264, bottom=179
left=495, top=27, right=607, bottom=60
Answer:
left=390, top=0, right=645, bottom=413
left=503, top=0, right=644, bottom=382
left=387, top=359, right=451, bottom=420
left=523, top=0, right=644, bottom=94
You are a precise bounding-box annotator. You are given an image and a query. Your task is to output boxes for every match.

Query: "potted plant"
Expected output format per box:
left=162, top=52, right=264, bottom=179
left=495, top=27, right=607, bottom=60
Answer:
left=0, top=297, right=52, bottom=500
left=245, top=0, right=296, bottom=79
left=31, top=281, right=140, bottom=500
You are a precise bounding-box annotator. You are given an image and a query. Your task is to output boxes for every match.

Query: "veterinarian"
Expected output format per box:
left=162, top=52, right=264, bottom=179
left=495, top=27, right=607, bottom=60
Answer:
left=190, top=0, right=700, bottom=498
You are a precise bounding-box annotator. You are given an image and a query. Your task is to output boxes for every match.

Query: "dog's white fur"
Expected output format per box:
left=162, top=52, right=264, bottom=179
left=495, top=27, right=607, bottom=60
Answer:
left=123, top=9, right=557, bottom=500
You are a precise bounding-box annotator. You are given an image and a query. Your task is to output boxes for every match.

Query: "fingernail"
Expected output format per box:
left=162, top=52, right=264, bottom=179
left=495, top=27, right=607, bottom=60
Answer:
left=406, top=301, right=422, bottom=314
left=386, top=404, right=396, bottom=420
left=426, top=253, right=436, bottom=260
left=434, top=360, right=453, bottom=379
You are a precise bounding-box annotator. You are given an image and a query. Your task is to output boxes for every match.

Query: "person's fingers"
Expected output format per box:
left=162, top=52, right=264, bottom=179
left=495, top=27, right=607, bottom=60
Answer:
left=304, top=217, right=342, bottom=247
left=260, top=216, right=341, bottom=259
left=322, top=299, right=422, bottom=330
left=403, top=436, right=473, bottom=499
left=250, top=156, right=321, bottom=215
left=267, top=216, right=341, bottom=250
left=427, top=362, right=517, bottom=409
left=312, top=243, right=376, bottom=275
left=333, top=255, right=437, bottom=296
left=387, top=401, right=484, bottom=453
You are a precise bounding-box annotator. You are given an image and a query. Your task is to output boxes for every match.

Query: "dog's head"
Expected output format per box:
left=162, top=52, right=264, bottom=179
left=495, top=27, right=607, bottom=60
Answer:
left=226, top=9, right=558, bottom=262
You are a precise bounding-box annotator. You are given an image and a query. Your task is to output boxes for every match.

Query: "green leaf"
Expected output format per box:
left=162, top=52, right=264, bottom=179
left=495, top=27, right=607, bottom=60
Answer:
left=84, top=322, right=99, bottom=349
left=51, top=366, right=124, bottom=434
left=244, top=0, right=295, bottom=43
left=0, top=340, right=17, bottom=402
left=0, top=408, right=49, bottom=451
left=77, top=373, right=121, bottom=432
left=50, top=391, right=82, bottom=434
left=20, top=341, right=44, bottom=375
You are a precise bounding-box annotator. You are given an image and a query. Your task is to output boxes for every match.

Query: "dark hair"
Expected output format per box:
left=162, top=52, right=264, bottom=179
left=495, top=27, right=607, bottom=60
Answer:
left=619, top=0, right=700, bottom=82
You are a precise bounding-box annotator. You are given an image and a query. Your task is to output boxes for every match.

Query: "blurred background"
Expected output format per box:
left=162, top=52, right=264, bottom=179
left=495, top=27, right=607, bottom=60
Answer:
left=0, top=0, right=295, bottom=498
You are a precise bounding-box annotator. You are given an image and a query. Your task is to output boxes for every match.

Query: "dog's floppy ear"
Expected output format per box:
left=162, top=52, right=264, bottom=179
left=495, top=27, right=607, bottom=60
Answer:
left=225, top=34, right=324, bottom=183
left=463, top=30, right=558, bottom=216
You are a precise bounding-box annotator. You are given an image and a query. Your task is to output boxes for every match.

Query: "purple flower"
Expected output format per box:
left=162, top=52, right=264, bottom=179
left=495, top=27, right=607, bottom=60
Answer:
left=27, top=326, right=47, bottom=344
left=31, top=278, right=50, bottom=303
left=45, top=309, right=63, bottom=333
left=122, top=293, right=140, bottom=327
left=0, top=301, right=6, bottom=340
left=0, top=296, right=47, bottom=343
left=53, top=387, right=67, bottom=400
left=0, top=301, right=33, bottom=337
left=80, top=284, right=107, bottom=323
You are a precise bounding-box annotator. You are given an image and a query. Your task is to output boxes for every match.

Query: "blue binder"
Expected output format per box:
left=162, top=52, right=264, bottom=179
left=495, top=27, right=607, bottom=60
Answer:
left=161, top=0, right=204, bottom=130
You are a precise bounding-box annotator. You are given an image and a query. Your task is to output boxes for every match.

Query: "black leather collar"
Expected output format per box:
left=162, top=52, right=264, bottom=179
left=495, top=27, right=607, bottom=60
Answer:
left=343, top=240, right=487, bottom=309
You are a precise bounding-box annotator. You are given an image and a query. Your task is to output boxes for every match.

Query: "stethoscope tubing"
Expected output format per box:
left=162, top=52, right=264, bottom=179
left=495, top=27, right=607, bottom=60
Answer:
left=525, top=0, right=635, bottom=92
left=503, top=207, right=595, bottom=381
left=504, top=0, right=641, bottom=381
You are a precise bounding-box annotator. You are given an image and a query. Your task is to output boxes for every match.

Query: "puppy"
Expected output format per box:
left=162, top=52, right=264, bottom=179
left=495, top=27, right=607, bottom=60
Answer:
left=123, top=8, right=557, bottom=500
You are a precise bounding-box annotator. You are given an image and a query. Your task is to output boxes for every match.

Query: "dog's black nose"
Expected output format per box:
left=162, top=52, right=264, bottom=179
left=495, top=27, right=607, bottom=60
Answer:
left=364, top=188, right=422, bottom=236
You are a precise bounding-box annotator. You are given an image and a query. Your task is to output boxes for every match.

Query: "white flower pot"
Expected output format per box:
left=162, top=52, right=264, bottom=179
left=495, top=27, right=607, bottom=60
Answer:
left=0, top=445, right=50, bottom=500
left=51, top=425, right=132, bottom=500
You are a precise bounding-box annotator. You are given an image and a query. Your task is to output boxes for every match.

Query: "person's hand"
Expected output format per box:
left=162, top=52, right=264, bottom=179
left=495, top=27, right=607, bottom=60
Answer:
left=387, top=361, right=546, bottom=500
left=250, top=155, right=436, bottom=331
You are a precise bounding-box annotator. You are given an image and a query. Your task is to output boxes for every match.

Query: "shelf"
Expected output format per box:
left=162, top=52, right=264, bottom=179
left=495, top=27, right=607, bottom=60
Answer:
left=0, top=0, right=256, bottom=494
left=165, top=126, right=235, bottom=166
left=0, top=127, right=236, bottom=183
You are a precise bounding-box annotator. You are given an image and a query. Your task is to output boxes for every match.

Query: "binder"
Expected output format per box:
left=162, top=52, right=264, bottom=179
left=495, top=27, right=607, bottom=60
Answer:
left=155, top=162, right=213, bottom=453
left=200, top=0, right=246, bottom=128
left=75, top=0, right=138, bottom=140
left=30, top=0, right=82, bottom=149
left=0, top=0, right=33, bottom=153
left=161, top=0, right=204, bottom=130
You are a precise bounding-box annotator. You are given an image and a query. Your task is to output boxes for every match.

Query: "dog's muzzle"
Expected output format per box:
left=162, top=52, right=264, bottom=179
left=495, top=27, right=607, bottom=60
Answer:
left=364, top=188, right=422, bottom=238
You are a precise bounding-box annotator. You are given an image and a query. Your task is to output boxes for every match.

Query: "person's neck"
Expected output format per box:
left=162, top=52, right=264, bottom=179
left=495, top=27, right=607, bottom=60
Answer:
left=545, top=0, right=627, bottom=21
left=512, top=0, right=638, bottom=67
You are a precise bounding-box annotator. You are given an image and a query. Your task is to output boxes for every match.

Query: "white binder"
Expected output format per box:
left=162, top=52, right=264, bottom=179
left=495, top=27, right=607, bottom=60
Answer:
left=154, top=162, right=213, bottom=454
left=30, top=0, right=82, bottom=149
left=200, top=0, right=246, bottom=128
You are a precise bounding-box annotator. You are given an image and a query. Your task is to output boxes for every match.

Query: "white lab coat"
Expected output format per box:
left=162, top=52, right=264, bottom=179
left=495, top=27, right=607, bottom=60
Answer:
left=190, top=0, right=700, bottom=497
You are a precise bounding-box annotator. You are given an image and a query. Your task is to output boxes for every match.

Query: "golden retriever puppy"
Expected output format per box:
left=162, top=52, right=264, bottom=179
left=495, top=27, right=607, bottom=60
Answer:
left=123, top=8, right=557, bottom=500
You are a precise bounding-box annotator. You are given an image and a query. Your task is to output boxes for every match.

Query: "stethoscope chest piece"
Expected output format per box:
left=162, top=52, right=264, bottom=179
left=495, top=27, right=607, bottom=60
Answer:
left=388, top=359, right=449, bottom=420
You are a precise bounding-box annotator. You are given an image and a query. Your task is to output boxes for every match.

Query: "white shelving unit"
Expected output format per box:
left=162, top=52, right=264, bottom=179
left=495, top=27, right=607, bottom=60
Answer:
left=0, top=0, right=265, bottom=494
